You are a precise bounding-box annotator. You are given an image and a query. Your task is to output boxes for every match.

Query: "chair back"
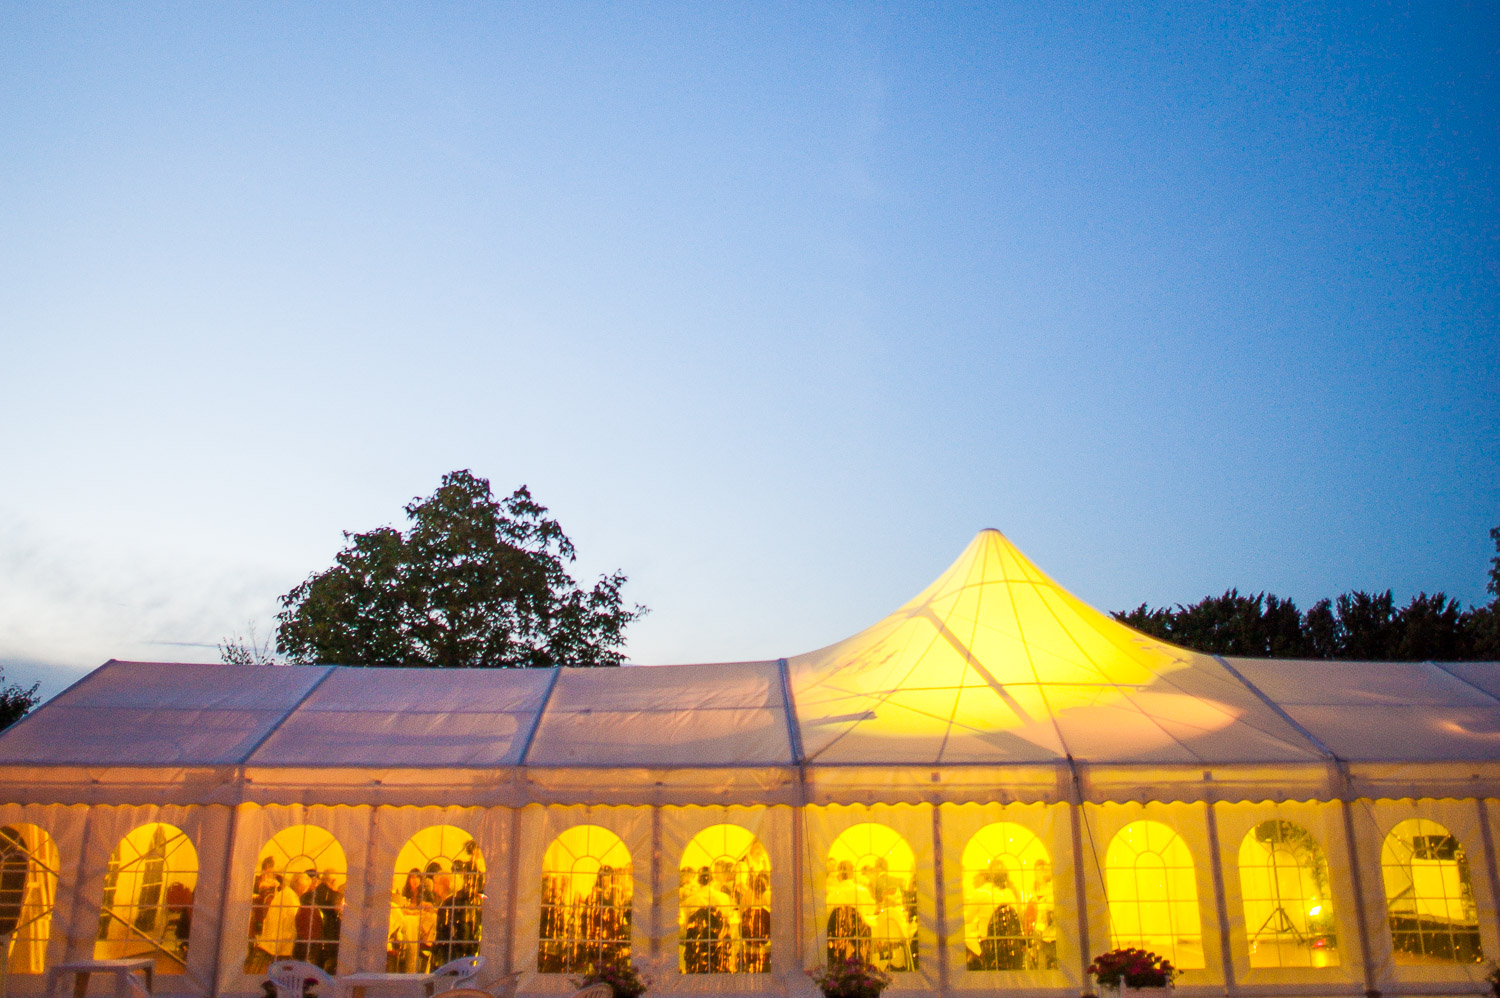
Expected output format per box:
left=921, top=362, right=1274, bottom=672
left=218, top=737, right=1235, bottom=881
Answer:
left=267, top=960, right=336, bottom=998
left=569, top=984, right=614, bottom=998
left=431, top=956, right=484, bottom=993
left=432, top=991, right=492, bottom=998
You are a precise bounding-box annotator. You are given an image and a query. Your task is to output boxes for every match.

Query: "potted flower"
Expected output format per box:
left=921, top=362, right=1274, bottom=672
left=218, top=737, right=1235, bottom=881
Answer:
left=1087, top=948, right=1179, bottom=994
left=571, top=959, right=651, bottom=998
left=807, top=958, right=894, bottom=998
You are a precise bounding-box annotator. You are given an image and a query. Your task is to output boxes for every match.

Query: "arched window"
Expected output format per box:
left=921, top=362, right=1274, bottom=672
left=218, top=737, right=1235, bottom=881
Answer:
left=95, top=823, right=198, bottom=974
left=0, top=824, right=59, bottom=974
left=1105, top=820, right=1204, bottom=970
left=678, top=824, right=771, bottom=974
left=245, top=825, right=348, bottom=975
left=1381, top=818, right=1483, bottom=964
left=538, top=825, right=632, bottom=973
left=388, top=826, right=486, bottom=973
left=1239, top=820, right=1338, bottom=968
left=825, top=823, right=918, bottom=972
left=961, top=822, right=1057, bottom=971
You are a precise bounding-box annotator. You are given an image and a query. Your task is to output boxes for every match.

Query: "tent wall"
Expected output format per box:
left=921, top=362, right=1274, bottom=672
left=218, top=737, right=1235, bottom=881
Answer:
left=5, top=799, right=1500, bottom=998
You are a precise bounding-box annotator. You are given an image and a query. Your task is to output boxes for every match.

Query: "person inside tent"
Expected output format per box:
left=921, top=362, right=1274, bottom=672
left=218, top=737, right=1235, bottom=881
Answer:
left=1024, top=859, right=1056, bottom=970
left=249, top=868, right=300, bottom=973
left=826, top=861, right=876, bottom=965
left=965, top=861, right=1021, bottom=970
left=740, top=871, right=771, bottom=973
left=681, top=866, right=738, bottom=973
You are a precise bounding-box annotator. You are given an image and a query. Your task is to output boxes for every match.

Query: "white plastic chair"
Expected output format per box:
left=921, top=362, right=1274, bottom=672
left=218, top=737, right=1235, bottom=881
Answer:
left=267, top=960, right=337, bottom=998
left=568, top=984, right=613, bottom=998
left=430, top=957, right=483, bottom=994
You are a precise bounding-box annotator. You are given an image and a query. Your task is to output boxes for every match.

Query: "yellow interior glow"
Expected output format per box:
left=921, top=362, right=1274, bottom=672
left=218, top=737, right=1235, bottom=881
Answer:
left=245, top=825, right=347, bottom=974
left=824, top=823, right=918, bottom=972
left=538, top=825, right=633, bottom=974
left=1105, top=820, right=1204, bottom=970
left=388, top=826, right=485, bottom=972
left=95, top=823, right=198, bottom=973
left=960, top=822, right=1056, bottom=971
left=0, top=824, right=58, bottom=975
left=1238, top=820, right=1338, bottom=968
left=677, top=824, right=771, bottom=974
left=1381, top=818, right=1483, bottom=965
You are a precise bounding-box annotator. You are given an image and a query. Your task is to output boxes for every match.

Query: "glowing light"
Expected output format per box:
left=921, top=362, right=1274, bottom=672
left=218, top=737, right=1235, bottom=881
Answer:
left=1308, top=905, right=1321, bottom=916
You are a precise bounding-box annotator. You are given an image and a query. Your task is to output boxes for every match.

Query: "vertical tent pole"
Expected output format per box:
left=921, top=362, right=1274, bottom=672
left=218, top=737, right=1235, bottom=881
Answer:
left=650, top=807, right=662, bottom=962
left=1474, top=799, right=1500, bottom=950
left=358, top=807, right=381, bottom=976
left=1339, top=799, right=1378, bottom=996
left=1201, top=800, right=1236, bottom=994
left=207, top=802, right=243, bottom=998
left=1066, top=756, right=1093, bottom=993
left=504, top=807, right=523, bottom=977
left=929, top=805, right=949, bottom=994
left=777, top=658, right=807, bottom=975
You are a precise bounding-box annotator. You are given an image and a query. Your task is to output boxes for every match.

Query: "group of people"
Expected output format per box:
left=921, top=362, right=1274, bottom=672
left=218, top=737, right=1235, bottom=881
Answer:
left=825, top=858, right=918, bottom=972
left=962, top=858, right=1056, bottom=971
left=386, top=856, right=485, bottom=973
left=677, top=861, right=771, bottom=974
left=537, top=866, right=632, bottom=973
left=247, top=859, right=344, bottom=974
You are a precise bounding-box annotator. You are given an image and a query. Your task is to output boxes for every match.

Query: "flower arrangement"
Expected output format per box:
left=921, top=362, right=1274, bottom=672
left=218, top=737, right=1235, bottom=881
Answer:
left=571, top=959, right=651, bottom=998
left=1087, top=948, right=1180, bottom=990
left=1485, top=961, right=1500, bottom=998
left=807, top=957, right=894, bottom=998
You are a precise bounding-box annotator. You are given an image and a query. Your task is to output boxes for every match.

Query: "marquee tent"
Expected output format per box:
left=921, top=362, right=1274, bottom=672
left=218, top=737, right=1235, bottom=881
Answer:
left=0, top=530, right=1497, bottom=998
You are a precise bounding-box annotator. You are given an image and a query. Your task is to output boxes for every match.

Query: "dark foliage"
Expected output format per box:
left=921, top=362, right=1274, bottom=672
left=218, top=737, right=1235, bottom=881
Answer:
left=275, top=470, right=646, bottom=668
left=0, top=671, right=41, bottom=732
left=1114, top=526, right=1500, bottom=661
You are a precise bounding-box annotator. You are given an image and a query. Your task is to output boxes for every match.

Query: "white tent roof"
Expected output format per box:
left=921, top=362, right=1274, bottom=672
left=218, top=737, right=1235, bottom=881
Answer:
left=2, top=529, right=1497, bottom=806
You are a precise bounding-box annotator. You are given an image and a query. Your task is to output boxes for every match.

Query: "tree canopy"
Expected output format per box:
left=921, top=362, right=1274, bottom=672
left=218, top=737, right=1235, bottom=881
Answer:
left=273, top=470, right=646, bottom=668
left=1114, top=525, right=1500, bottom=661
left=0, top=670, right=41, bottom=732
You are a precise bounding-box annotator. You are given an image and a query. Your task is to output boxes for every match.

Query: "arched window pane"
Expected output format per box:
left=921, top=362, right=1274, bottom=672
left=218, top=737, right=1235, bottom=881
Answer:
left=95, top=823, right=198, bottom=974
left=245, top=825, right=347, bottom=974
left=1238, top=820, right=1338, bottom=968
left=1381, top=818, right=1483, bottom=964
left=825, top=823, right=918, bottom=973
left=1105, top=820, right=1204, bottom=970
left=678, top=824, right=771, bottom=974
left=961, top=822, right=1057, bottom=971
left=538, top=825, right=632, bottom=974
left=389, top=826, right=485, bottom=973
left=0, top=824, right=59, bottom=974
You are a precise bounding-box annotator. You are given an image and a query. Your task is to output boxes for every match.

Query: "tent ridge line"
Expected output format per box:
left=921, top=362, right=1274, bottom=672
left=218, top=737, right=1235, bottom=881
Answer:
left=1211, top=655, right=1350, bottom=787
left=238, top=665, right=337, bottom=766
left=516, top=667, right=564, bottom=768
left=1428, top=660, right=1500, bottom=707
left=776, top=658, right=807, bottom=807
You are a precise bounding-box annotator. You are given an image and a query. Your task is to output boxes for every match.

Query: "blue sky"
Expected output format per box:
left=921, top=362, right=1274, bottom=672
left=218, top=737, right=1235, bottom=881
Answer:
left=2, top=3, right=1497, bottom=700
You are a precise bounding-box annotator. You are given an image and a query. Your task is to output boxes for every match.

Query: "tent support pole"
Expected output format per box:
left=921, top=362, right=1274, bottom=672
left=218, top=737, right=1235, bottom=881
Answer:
left=792, top=805, right=806, bottom=976
left=357, top=806, right=381, bottom=975
left=929, top=805, right=949, bottom=994
left=1475, top=799, right=1500, bottom=950
left=207, top=802, right=242, bottom=998
left=650, top=807, right=662, bottom=961
left=1339, top=799, right=1378, bottom=997
left=777, top=657, right=808, bottom=979
left=1069, top=802, right=1092, bottom=993
left=1202, top=802, right=1235, bottom=995
left=505, top=807, right=524, bottom=977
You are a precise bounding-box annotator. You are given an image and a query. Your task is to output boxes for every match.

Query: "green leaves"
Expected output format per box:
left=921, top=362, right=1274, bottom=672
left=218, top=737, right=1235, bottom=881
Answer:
left=274, top=470, right=646, bottom=668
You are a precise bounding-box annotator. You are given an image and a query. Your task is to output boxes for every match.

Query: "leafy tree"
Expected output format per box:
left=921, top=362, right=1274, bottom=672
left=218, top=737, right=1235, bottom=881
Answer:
left=0, top=670, right=40, bottom=732
left=218, top=623, right=281, bottom=666
left=275, top=470, right=646, bottom=668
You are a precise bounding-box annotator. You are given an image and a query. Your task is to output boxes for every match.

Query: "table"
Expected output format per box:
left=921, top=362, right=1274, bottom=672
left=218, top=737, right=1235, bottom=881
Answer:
left=45, top=959, right=154, bottom=998
left=334, top=972, right=437, bottom=998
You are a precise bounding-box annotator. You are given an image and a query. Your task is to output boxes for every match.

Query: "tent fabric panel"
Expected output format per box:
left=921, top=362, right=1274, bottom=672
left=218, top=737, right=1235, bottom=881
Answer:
left=250, top=709, right=533, bottom=767
left=1210, top=800, right=1364, bottom=988
left=545, top=662, right=784, bottom=712
left=1352, top=798, right=1498, bottom=993
left=1431, top=663, right=1500, bottom=703
left=510, top=803, right=652, bottom=991
left=0, top=802, right=90, bottom=980
left=0, top=706, right=298, bottom=766
left=286, top=665, right=553, bottom=714
left=43, top=661, right=330, bottom=712
left=803, top=803, right=940, bottom=992
left=937, top=801, right=1078, bottom=992
left=527, top=707, right=792, bottom=768
left=518, top=768, right=800, bottom=808
left=1274, top=705, right=1500, bottom=763
left=1227, top=659, right=1496, bottom=709
left=655, top=804, right=792, bottom=989
left=1078, top=800, right=1224, bottom=988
